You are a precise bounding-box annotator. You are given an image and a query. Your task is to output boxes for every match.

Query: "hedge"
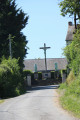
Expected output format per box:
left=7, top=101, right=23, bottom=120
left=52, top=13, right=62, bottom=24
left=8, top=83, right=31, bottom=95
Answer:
left=0, top=57, right=21, bottom=98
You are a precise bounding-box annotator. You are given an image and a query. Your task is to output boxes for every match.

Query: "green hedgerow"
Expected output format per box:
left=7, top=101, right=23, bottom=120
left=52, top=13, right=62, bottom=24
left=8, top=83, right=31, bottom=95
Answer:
left=59, top=72, right=80, bottom=118
left=0, top=57, right=21, bottom=98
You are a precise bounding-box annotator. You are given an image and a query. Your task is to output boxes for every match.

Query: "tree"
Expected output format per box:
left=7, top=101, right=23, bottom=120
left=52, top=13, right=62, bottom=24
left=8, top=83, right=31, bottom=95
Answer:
left=59, top=0, right=80, bottom=28
left=63, top=26, right=80, bottom=75
left=0, top=0, right=29, bottom=70
left=0, top=57, right=21, bottom=98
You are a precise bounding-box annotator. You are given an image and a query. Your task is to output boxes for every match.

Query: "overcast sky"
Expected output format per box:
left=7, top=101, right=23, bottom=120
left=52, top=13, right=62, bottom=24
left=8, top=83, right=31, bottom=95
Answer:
left=16, top=0, right=73, bottom=59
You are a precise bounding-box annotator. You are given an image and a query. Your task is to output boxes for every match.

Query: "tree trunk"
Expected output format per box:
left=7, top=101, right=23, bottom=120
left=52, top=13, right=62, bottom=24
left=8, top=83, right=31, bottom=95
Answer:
left=74, top=13, right=77, bottom=29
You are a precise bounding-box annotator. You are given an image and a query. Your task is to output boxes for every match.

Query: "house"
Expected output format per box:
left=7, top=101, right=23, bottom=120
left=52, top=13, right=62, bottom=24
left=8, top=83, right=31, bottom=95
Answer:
left=24, top=58, right=67, bottom=72
left=65, top=22, right=75, bottom=45
left=24, top=58, right=67, bottom=79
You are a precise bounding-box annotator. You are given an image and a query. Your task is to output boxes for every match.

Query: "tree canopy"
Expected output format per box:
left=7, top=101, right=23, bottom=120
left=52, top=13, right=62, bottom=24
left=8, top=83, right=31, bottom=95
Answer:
left=0, top=0, right=29, bottom=70
left=0, top=57, right=21, bottom=98
left=59, top=0, right=80, bottom=28
left=63, top=26, right=80, bottom=75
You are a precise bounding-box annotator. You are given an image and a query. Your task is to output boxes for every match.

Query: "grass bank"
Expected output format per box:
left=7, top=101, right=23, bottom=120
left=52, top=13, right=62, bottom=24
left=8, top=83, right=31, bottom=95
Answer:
left=58, top=73, right=80, bottom=118
left=0, top=100, right=4, bottom=104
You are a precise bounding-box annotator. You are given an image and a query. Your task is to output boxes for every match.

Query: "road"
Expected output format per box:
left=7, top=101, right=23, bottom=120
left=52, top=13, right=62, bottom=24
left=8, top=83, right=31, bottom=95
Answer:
left=0, top=85, right=79, bottom=120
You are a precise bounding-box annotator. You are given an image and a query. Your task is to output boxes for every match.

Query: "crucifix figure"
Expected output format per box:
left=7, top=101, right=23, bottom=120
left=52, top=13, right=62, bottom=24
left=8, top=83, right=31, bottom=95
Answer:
left=40, top=43, right=51, bottom=71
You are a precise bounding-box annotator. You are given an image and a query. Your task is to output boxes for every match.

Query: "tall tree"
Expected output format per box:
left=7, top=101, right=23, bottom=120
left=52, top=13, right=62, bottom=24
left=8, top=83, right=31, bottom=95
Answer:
left=0, top=0, right=29, bottom=70
left=63, top=26, right=80, bottom=74
left=59, top=0, right=80, bottom=28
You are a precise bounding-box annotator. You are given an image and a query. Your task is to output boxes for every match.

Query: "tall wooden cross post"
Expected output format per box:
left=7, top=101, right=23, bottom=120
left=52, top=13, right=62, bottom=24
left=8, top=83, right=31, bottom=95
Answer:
left=40, top=43, right=51, bottom=71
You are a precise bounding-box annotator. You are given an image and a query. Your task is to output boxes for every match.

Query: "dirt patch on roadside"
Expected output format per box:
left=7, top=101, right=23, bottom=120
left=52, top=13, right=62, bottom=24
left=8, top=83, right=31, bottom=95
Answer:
left=53, top=89, right=62, bottom=109
left=53, top=89, right=77, bottom=118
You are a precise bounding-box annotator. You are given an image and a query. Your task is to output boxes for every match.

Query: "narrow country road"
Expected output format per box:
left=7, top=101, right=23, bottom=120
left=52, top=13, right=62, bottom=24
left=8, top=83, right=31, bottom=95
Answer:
left=0, top=85, right=79, bottom=120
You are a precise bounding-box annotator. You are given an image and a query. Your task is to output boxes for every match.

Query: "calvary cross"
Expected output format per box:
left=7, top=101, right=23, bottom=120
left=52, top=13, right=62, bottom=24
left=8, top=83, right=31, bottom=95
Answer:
left=40, top=43, right=51, bottom=71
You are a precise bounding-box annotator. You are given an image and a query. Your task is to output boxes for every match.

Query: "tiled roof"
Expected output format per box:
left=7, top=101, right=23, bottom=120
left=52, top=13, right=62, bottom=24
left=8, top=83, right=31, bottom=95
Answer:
left=24, top=58, right=67, bottom=72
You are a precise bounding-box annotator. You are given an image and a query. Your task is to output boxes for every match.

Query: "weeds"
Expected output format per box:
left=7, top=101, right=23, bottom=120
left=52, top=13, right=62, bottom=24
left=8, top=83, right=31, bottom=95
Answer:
left=0, top=100, right=4, bottom=104
left=59, top=73, right=80, bottom=118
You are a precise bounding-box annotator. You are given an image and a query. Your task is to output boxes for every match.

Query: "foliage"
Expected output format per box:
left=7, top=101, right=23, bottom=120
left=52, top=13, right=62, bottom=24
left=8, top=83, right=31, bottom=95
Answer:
left=38, top=72, right=42, bottom=80
left=66, top=70, right=75, bottom=85
left=1, top=57, right=20, bottom=73
left=23, top=70, right=38, bottom=85
left=0, top=0, right=29, bottom=70
left=59, top=73, right=80, bottom=118
left=59, top=1, right=80, bottom=117
left=59, top=0, right=80, bottom=28
left=61, top=69, right=67, bottom=76
left=23, top=70, right=32, bottom=85
left=59, top=0, right=80, bottom=17
left=0, top=57, right=21, bottom=98
left=59, top=82, right=67, bottom=89
left=0, top=100, right=4, bottom=104
left=23, top=70, right=32, bottom=78
left=51, top=71, right=55, bottom=79
left=63, top=28, right=80, bottom=75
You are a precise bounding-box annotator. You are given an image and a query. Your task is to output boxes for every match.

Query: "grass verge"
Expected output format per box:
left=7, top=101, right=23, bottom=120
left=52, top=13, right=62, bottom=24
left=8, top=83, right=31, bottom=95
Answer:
left=58, top=81, right=80, bottom=118
left=0, top=100, right=4, bottom=104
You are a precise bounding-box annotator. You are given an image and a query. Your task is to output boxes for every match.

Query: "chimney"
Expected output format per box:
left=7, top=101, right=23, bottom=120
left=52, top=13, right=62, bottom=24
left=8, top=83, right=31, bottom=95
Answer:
left=68, top=21, right=72, bottom=26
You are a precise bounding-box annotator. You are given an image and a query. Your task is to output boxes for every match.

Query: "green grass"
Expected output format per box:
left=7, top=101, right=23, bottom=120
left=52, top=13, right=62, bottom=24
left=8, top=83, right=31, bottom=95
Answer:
left=58, top=74, right=80, bottom=118
left=0, top=100, right=4, bottom=104
left=60, top=94, right=80, bottom=118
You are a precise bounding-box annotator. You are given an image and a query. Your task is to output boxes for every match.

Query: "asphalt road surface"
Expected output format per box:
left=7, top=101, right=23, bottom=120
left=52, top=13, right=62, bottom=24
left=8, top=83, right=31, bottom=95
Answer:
left=0, top=85, right=79, bottom=120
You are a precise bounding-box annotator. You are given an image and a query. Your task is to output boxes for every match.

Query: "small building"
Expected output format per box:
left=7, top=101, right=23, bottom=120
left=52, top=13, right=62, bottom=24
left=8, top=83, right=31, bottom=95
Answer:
left=65, top=22, right=75, bottom=45
left=24, top=58, right=67, bottom=79
left=24, top=58, right=67, bottom=72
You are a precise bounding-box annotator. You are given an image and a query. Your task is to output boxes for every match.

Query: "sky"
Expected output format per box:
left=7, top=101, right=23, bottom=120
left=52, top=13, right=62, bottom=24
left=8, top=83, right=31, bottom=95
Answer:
left=16, top=0, right=73, bottom=59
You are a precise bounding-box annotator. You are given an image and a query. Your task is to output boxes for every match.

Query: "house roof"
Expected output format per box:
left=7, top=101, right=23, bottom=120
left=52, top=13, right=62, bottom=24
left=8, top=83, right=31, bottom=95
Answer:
left=66, top=22, right=75, bottom=41
left=24, top=58, right=67, bottom=72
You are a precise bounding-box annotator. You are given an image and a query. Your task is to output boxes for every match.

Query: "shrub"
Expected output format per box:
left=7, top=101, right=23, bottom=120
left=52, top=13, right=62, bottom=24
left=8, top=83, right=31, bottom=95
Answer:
left=66, top=74, right=80, bottom=96
left=66, top=70, right=75, bottom=85
left=23, top=70, right=38, bottom=85
left=38, top=72, right=42, bottom=80
left=0, top=57, right=21, bottom=98
left=59, top=82, right=67, bottom=90
left=59, top=73, right=80, bottom=117
left=23, top=70, right=32, bottom=79
left=0, top=64, right=12, bottom=98
left=51, top=71, right=55, bottom=79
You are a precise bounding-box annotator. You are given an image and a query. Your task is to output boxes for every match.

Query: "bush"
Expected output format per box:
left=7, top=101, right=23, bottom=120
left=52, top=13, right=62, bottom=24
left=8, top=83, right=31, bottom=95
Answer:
left=23, top=70, right=32, bottom=85
left=23, top=70, right=32, bottom=78
left=38, top=72, right=42, bottom=80
left=59, top=82, right=67, bottom=90
left=0, top=64, right=12, bottom=97
left=66, top=70, right=75, bottom=85
left=59, top=73, right=80, bottom=118
left=23, top=70, right=38, bottom=85
left=66, top=74, right=80, bottom=96
left=51, top=71, right=55, bottom=79
left=0, top=57, right=21, bottom=98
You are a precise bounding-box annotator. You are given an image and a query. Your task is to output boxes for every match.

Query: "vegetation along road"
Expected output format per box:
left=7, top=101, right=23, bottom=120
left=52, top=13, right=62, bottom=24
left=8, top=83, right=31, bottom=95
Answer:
left=0, top=85, right=79, bottom=120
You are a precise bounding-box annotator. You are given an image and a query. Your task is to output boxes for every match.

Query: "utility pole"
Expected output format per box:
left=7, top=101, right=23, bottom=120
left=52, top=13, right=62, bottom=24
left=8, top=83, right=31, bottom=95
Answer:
left=9, top=34, right=12, bottom=59
left=40, top=43, right=51, bottom=71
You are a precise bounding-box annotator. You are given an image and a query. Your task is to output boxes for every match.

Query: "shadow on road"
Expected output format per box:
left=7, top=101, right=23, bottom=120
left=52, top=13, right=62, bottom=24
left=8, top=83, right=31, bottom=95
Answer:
left=27, top=85, right=59, bottom=92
